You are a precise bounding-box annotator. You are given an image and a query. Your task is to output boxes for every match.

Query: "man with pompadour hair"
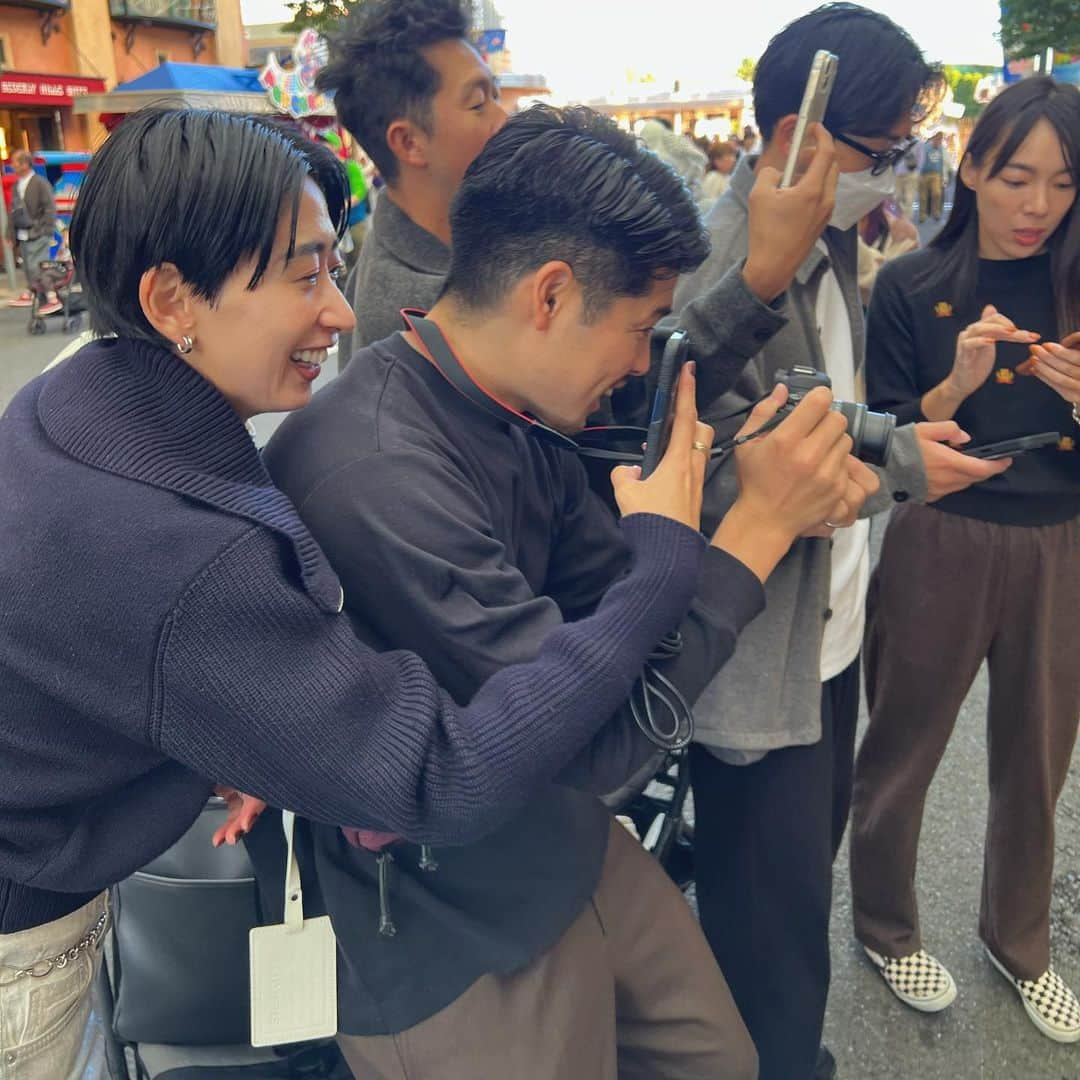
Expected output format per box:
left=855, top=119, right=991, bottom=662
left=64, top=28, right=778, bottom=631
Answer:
left=317, top=0, right=505, bottom=361
left=260, top=102, right=875, bottom=1079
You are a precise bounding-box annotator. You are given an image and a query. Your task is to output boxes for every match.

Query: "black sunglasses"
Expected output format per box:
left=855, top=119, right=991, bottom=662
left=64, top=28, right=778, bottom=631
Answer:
left=834, top=133, right=917, bottom=176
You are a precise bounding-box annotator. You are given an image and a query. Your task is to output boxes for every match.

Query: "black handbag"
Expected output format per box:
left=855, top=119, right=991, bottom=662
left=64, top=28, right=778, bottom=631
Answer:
left=110, top=796, right=260, bottom=1046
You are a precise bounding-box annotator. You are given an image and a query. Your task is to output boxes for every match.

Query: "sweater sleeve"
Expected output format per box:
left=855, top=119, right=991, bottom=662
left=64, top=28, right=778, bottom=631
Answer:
left=153, top=515, right=703, bottom=846
left=290, top=449, right=764, bottom=796
left=865, top=261, right=928, bottom=426
left=554, top=543, right=764, bottom=792
left=666, top=258, right=788, bottom=412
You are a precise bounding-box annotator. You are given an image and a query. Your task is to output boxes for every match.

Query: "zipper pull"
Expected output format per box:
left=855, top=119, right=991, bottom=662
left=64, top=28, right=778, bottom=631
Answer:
left=418, top=844, right=439, bottom=872
left=376, top=851, right=397, bottom=938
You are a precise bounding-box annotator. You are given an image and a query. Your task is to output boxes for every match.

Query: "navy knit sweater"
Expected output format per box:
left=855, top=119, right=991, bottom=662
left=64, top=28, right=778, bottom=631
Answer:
left=0, top=338, right=706, bottom=934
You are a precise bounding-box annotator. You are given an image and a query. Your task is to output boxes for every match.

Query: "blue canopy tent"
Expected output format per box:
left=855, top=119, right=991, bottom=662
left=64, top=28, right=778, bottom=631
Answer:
left=73, top=61, right=335, bottom=123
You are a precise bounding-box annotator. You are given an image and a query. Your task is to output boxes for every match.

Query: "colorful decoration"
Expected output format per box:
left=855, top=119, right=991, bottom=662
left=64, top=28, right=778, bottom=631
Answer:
left=934, top=301, right=954, bottom=318
left=995, top=368, right=1016, bottom=385
left=259, top=29, right=332, bottom=120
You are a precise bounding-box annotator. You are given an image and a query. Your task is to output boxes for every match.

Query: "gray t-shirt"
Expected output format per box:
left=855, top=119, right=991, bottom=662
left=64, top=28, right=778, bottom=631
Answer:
left=340, top=194, right=450, bottom=365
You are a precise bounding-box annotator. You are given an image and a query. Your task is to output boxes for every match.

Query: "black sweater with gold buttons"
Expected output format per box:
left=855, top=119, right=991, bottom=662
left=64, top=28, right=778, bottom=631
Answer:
left=866, top=249, right=1080, bottom=526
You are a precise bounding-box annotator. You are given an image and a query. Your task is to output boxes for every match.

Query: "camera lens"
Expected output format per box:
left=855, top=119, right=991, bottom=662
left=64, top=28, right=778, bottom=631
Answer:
left=832, top=401, right=895, bottom=466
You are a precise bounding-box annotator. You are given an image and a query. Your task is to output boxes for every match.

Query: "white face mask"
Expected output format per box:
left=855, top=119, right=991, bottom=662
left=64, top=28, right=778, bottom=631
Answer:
left=829, top=167, right=897, bottom=231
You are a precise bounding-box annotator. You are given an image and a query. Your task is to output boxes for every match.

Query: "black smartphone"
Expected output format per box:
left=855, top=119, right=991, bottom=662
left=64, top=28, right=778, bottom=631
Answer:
left=962, top=431, right=1060, bottom=460
left=641, top=329, right=691, bottom=479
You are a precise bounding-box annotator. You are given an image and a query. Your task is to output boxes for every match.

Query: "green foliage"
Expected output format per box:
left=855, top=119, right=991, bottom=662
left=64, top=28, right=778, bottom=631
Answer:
left=281, top=0, right=363, bottom=37
left=943, top=65, right=988, bottom=117
left=999, top=0, right=1080, bottom=59
left=736, top=57, right=757, bottom=84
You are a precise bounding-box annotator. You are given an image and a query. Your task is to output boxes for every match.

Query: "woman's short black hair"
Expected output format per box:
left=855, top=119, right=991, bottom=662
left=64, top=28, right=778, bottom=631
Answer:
left=69, top=108, right=350, bottom=344
left=927, top=76, right=1080, bottom=332
left=316, top=0, right=470, bottom=185
left=754, top=2, right=942, bottom=141
left=443, top=105, right=710, bottom=319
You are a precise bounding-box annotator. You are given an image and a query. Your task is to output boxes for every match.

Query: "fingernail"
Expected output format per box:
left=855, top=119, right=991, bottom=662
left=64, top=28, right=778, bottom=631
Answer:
left=687, top=361, right=696, bottom=375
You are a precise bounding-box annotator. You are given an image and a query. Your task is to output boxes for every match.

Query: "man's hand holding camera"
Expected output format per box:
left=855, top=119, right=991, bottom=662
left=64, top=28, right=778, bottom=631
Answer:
left=712, top=384, right=880, bottom=582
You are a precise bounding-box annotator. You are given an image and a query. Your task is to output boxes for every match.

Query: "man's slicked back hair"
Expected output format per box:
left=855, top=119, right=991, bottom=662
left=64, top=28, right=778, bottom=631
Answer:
left=317, top=0, right=471, bottom=184
left=444, top=105, right=710, bottom=319
left=69, top=108, right=350, bottom=344
left=753, top=2, right=943, bottom=141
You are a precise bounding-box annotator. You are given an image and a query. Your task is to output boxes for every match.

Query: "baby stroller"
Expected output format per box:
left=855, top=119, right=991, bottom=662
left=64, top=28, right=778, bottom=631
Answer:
left=27, top=253, right=85, bottom=336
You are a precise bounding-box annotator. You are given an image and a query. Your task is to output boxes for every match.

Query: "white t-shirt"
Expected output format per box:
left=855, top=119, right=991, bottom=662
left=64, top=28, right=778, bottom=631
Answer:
left=814, top=245, right=870, bottom=682
left=14, top=172, right=32, bottom=241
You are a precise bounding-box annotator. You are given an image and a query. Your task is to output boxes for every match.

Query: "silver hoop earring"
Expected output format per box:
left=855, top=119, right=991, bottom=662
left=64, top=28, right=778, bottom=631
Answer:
left=176, top=335, right=194, bottom=356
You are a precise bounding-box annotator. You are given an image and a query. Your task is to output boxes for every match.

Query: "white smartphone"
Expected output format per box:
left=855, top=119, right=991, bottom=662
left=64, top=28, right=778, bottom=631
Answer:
left=780, top=50, right=839, bottom=188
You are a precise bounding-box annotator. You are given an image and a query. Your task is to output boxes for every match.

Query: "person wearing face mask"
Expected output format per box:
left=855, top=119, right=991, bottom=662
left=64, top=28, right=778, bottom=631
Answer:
left=641, top=6, right=1010, bottom=1079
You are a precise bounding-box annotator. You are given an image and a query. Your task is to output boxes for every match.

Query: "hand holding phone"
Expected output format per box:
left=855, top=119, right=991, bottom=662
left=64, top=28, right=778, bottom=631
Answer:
left=641, top=330, right=692, bottom=478
left=781, top=50, right=838, bottom=188
left=962, top=431, right=1060, bottom=460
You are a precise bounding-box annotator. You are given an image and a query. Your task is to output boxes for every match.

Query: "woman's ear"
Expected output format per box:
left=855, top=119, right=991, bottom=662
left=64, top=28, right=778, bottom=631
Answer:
left=138, top=263, right=195, bottom=347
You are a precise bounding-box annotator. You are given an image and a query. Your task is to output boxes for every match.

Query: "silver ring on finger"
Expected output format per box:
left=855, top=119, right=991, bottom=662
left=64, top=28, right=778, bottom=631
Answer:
left=692, top=440, right=710, bottom=453
left=823, top=520, right=841, bottom=528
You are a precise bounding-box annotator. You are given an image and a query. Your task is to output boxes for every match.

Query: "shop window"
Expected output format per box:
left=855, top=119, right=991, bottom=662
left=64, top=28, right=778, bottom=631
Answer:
left=0, top=34, right=12, bottom=71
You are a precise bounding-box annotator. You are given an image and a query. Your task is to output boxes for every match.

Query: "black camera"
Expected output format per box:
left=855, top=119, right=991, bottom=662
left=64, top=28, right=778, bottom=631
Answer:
left=774, top=366, right=895, bottom=466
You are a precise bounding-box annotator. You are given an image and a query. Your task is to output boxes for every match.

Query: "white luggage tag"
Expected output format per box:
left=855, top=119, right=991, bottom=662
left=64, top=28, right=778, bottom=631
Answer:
left=249, top=810, right=337, bottom=1047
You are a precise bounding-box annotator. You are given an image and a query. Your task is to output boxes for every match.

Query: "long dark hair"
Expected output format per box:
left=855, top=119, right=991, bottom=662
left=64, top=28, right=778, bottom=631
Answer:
left=923, top=76, right=1080, bottom=332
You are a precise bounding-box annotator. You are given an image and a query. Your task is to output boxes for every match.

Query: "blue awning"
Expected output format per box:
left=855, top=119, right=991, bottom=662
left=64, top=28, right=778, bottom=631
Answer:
left=113, top=62, right=262, bottom=95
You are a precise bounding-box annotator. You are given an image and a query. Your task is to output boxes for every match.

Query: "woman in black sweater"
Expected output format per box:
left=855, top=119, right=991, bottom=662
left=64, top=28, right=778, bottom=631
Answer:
left=850, top=76, right=1080, bottom=1042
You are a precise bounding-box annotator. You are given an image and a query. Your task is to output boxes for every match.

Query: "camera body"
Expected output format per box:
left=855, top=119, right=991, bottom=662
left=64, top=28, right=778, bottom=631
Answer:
left=774, top=365, right=895, bottom=466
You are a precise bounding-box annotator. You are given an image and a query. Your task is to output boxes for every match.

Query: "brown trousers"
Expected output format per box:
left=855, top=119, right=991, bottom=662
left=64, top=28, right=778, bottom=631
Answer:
left=338, top=819, right=757, bottom=1080
left=851, top=503, right=1080, bottom=980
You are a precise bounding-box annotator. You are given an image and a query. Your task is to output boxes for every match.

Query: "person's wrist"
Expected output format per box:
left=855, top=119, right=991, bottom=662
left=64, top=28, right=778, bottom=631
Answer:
left=741, top=258, right=788, bottom=304
left=941, top=373, right=970, bottom=403
left=710, top=498, right=796, bottom=583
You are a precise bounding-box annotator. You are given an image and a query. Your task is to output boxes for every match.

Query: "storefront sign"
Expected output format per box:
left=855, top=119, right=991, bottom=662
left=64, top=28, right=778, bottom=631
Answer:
left=0, top=73, right=106, bottom=108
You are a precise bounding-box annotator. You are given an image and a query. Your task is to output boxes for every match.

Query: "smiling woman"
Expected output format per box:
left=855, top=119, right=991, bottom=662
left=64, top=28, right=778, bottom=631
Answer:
left=0, top=107, right=723, bottom=1080
left=69, top=109, right=356, bottom=418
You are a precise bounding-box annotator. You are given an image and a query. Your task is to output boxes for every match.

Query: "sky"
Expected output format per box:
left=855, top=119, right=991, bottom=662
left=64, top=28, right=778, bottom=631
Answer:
left=239, top=0, right=1006, bottom=99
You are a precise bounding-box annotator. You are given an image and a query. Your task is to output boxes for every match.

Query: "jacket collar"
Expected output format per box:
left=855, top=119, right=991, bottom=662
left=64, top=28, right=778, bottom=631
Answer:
left=37, top=338, right=343, bottom=614
left=374, top=194, right=451, bottom=276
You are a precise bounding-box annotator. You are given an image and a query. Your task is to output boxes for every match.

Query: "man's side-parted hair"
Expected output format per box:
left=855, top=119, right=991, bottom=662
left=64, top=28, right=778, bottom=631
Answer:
left=70, top=108, right=350, bottom=344
left=317, top=0, right=471, bottom=185
left=754, top=3, right=942, bottom=142
left=443, top=105, right=710, bottom=319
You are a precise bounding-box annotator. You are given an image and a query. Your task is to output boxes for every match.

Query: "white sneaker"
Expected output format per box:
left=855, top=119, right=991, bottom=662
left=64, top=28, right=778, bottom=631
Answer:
left=864, top=945, right=957, bottom=1012
left=985, top=946, right=1080, bottom=1043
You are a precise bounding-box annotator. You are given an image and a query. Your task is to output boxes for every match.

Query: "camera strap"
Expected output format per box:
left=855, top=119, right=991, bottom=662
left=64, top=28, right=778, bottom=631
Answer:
left=399, top=309, right=648, bottom=462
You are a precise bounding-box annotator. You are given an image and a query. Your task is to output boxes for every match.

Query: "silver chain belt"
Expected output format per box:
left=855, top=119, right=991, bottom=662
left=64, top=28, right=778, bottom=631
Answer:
left=9, top=907, right=109, bottom=980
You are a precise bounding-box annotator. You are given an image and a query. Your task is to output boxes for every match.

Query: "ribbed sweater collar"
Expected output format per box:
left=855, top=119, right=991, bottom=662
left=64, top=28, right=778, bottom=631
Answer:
left=36, top=338, right=343, bottom=614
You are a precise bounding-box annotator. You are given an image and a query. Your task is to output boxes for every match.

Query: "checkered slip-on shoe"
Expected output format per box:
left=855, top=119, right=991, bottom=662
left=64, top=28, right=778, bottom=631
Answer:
left=864, top=946, right=957, bottom=1012
left=985, top=946, right=1080, bottom=1043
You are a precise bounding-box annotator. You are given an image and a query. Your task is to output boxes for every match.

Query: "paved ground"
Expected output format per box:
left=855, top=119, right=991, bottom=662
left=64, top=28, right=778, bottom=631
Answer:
left=2, top=284, right=1078, bottom=1079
